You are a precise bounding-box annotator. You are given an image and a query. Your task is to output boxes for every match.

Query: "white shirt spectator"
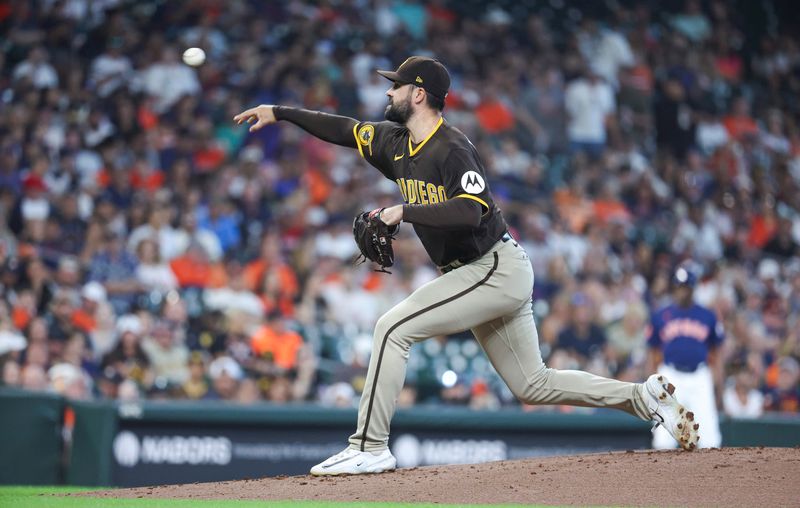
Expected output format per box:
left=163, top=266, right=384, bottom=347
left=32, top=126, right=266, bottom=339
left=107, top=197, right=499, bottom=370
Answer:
left=89, top=51, right=134, bottom=97
left=579, top=29, right=634, bottom=89
left=549, top=229, right=589, bottom=274
left=564, top=77, right=615, bottom=144
left=13, top=51, right=59, bottom=89
left=142, top=336, right=190, bottom=385
left=140, top=49, right=200, bottom=113
left=170, top=228, right=223, bottom=262
left=321, top=277, right=381, bottom=333
left=358, top=74, right=391, bottom=120
left=723, top=383, right=764, bottom=419
left=761, top=130, right=791, bottom=155
left=315, top=229, right=359, bottom=260
left=672, top=213, right=723, bottom=261
left=136, top=263, right=178, bottom=292
left=83, top=112, right=116, bottom=148
left=696, top=118, right=730, bottom=155
left=127, top=225, right=182, bottom=261
left=203, top=287, right=263, bottom=318
left=351, top=47, right=391, bottom=84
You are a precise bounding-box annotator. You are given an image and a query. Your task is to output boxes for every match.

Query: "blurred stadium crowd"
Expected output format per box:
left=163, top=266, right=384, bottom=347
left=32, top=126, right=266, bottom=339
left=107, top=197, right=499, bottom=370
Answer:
left=0, top=0, right=799, bottom=417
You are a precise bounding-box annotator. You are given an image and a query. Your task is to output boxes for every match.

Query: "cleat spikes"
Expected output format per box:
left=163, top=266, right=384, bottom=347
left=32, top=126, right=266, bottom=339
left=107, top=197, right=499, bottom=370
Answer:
left=644, top=374, right=700, bottom=452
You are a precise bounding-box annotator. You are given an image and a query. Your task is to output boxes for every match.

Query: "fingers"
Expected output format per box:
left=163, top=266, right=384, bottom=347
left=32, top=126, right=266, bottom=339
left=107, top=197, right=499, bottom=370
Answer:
left=249, top=118, right=266, bottom=132
left=235, top=105, right=273, bottom=131
left=233, top=108, right=257, bottom=125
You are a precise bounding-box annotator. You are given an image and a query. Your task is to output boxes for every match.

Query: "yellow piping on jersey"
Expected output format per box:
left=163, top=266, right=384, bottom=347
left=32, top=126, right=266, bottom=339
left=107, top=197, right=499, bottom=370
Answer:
left=353, top=123, right=364, bottom=158
left=454, top=193, right=490, bottom=215
left=408, top=117, right=443, bottom=157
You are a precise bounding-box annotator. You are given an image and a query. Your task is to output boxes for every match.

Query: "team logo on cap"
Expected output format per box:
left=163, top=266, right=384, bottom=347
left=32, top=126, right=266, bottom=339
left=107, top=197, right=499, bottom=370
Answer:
left=415, top=76, right=423, bottom=84
left=461, top=171, right=485, bottom=194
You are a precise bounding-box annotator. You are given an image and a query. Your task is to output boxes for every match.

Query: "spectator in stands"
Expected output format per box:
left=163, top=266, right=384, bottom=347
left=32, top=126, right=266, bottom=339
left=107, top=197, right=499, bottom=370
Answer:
left=723, top=97, right=759, bottom=142
left=171, top=212, right=223, bottom=263
left=0, top=0, right=798, bottom=414
left=140, top=46, right=201, bottom=114
left=169, top=240, right=227, bottom=289
left=250, top=311, right=304, bottom=372
left=207, top=356, right=243, bottom=401
left=576, top=18, right=634, bottom=89
left=101, top=315, right=152, bottom=391
left=556, top=293, right=609, bottom=368
left=2, top=358, right=21, bottom=387
left=12, top=46, right=58, bottom=89
left=20, top=364, right=49, bottom=392
left=565, top=65, right=615, bottom=159
left=88, top=230, right=140, bottom=315
left=670, top=0, right=712, bottom=43
left=141, top=320, right=189, bottom=386
left=654, top=78, right=694, bottom=160
left=134, top=238, right=178, bottom=292
left=764, top=357, right=800, bottom=413
left=48, top=362, right=90, bottom=400
left=182, top=352, right=210, bottom=400
left=723, top=361, right=764, bottom=419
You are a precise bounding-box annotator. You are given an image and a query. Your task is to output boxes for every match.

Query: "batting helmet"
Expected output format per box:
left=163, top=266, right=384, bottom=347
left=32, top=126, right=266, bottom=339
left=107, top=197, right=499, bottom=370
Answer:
left=672, top=265, right=698, bottom=288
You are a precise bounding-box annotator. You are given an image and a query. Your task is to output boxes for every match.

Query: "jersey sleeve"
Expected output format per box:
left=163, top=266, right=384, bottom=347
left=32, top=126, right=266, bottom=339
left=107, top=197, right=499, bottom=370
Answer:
left=441, top=147, right=492, bottom=215
left=353, top=121, right=404, bottom=179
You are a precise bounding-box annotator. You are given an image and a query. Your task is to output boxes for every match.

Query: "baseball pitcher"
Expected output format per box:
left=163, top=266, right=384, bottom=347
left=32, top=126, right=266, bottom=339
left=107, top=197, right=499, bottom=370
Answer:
left=234, top=56, right=700, bottom=476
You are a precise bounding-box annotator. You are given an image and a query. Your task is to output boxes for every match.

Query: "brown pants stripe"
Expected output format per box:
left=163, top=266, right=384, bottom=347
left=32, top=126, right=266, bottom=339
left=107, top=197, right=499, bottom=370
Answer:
left=349, top=240, right=651, bottom=453
left=358, top=252, right=499, bottom=451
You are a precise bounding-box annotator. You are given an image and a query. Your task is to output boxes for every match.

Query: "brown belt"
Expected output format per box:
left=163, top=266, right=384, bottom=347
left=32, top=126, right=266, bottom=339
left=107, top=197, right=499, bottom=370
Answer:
left=439, top=232, right=514, bottom=274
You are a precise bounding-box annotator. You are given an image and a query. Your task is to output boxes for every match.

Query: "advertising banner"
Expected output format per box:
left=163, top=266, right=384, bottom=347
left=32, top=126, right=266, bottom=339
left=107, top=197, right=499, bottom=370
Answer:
left=110, top=418, right=649, bottom=486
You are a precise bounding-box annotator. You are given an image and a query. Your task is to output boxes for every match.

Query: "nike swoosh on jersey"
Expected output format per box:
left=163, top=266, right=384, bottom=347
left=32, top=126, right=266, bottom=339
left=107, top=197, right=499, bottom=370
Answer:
left=393, top=154, right=404, bottom=161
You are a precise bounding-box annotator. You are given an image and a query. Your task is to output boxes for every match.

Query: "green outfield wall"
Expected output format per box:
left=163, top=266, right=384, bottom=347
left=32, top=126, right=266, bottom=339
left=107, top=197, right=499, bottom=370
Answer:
left=1, top=388, right=798, bottom=487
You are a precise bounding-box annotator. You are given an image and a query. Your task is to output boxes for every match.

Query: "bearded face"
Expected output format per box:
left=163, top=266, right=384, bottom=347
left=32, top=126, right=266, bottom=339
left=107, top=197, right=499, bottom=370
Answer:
left=384, top=85, right=414, bottom=124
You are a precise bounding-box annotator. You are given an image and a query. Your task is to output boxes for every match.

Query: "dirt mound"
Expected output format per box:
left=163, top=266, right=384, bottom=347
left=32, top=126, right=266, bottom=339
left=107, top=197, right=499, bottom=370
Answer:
left=86, top=447, right=799, bottom=507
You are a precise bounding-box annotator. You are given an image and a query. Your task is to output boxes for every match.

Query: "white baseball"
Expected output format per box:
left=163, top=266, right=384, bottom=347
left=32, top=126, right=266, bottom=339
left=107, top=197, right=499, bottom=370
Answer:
left=182, top=47, right=206, bottom=66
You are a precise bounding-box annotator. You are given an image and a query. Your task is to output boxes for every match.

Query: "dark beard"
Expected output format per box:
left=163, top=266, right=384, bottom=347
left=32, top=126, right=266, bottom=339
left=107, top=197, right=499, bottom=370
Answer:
left=384, top=95, right=412, bottom=123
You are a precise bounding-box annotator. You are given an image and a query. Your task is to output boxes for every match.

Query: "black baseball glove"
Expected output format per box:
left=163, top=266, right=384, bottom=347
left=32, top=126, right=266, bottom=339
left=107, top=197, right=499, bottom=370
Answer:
left=353, top=208, right=400, bottom=273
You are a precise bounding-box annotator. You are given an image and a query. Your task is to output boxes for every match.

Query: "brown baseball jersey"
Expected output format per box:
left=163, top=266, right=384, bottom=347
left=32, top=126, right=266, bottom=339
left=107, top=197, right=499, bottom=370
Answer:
left=352, top=118, right=508, bottom=267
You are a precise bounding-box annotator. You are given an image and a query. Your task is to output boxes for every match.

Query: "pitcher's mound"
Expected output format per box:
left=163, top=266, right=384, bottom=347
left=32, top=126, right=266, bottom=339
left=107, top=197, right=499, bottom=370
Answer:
left=87, top=447, right=799, bottom=506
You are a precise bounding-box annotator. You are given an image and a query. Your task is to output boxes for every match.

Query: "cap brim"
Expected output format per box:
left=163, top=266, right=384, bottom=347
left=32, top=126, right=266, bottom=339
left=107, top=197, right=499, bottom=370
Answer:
left=376, top=70, right=402, bottom=83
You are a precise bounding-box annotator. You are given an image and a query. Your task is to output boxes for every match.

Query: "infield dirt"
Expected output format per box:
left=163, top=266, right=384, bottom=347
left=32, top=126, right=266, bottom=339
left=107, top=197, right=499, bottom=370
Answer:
left=86, top=447, right=799, bottom=507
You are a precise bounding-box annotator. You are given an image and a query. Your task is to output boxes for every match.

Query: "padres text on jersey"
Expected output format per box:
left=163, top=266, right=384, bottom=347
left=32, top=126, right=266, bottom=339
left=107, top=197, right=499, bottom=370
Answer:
left=352, top=119, right=508, bottom=267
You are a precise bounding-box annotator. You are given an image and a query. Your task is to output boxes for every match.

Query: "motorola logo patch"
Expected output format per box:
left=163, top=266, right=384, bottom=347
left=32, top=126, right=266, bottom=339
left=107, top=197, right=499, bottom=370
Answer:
left=461, top=171, right=485, bottom=194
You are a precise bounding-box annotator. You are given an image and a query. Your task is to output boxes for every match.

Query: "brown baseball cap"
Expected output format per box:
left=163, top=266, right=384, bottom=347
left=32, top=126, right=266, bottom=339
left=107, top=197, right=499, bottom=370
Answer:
left=377, top=56, right=450, bottom=100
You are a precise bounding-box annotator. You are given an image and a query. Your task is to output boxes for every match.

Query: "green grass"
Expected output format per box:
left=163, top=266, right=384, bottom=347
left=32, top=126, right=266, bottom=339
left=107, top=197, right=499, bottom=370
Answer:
left=0, top=486, right=547, bottom=508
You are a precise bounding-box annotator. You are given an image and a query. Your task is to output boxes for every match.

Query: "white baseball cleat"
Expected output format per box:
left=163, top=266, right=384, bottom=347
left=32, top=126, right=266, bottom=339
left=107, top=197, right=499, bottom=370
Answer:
left=644, top=374, right=700, bottom=451
left=310, top=447, right=396, bottom=476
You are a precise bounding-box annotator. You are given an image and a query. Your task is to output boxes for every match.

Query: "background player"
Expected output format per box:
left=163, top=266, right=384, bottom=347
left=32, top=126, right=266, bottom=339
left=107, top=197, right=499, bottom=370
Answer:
left=647, top=265, right=724, bottom=448
left=234, top=56, right=700, bottom=476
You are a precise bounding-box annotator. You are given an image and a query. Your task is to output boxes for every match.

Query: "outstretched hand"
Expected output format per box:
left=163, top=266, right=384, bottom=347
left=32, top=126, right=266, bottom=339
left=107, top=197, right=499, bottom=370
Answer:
left=233, top=105, right=276, bottom=132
